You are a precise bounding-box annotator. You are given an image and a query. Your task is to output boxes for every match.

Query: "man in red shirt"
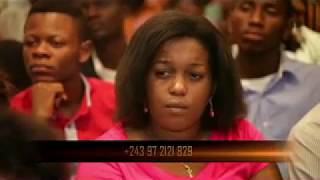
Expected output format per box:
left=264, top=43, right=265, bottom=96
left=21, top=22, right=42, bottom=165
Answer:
left=10, top=0, right=116, bottom=140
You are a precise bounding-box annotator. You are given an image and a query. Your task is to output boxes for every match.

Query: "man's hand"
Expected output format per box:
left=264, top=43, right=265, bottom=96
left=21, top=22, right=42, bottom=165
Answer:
left=31, top=82, right=67, bottom=121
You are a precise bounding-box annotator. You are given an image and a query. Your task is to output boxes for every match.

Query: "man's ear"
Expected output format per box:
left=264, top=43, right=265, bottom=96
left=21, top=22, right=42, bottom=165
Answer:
left=79, top=40, right=93, bottom=64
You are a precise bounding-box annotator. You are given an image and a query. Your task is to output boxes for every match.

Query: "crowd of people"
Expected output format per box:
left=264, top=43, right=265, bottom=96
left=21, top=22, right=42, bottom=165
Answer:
left=1, top=0, right=320, bottom=179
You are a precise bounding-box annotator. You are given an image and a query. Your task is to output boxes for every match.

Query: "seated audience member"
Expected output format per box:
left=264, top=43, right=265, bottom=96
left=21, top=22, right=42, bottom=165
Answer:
left=228, top=0, right=320, bottom=140
left=227, top=1, right=320, bottom=178
left=0, top=109, right=70, bottom=180
left=10, top=0, right=116, bottom=140
left=0, top=40, right=32, bottom=94
left=79, top=0, right=127, bottom=82
left=124, top=0, right=160, bottom=42
left=288, top=104, right=320, bottom=180
left=76, top=11, right=282, bottom=180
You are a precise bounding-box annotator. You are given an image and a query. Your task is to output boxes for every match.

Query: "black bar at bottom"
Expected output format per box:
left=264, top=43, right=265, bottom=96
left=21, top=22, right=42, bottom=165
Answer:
left=31, top=140, right=290, bottom=162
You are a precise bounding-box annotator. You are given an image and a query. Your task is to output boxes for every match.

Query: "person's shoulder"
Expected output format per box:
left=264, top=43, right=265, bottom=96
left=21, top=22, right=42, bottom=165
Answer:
left=87, top=77, right=114, bottom=90
left=234, top=118, right=255, bottom=129
left=288, top=104, right=320, bottom=152
left=226, top=118, right=264, bottom=140
left=96, top=124, right=127, bottom=141
left=86, top=77, right=116, bottom=112
left=234, top=118, right=259, bottom=132
left=301, top=25, right=320, bottom=39
left=87, top=77, right=115, bottom=97
left=285, top=59, right=320, bottom=86
left=291, top=104, right=320, bottom=133
left=286, top=58, right=320, bottom=75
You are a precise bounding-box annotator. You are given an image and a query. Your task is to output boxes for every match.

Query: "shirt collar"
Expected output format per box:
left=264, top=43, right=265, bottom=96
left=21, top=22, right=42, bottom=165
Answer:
left=278, top=52, right=300, bottom=82
left=59, top=75, right=92, bottom=141
left=81, top=74, right=92, bottom=107
left=53, top=75, right=92, bottom=127
left=242, top=52, right=299, bottom=93
left=92, top=50, right=116, bottom=82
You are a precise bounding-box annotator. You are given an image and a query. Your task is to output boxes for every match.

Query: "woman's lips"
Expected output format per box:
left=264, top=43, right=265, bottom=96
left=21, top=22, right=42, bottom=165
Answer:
left=165, top=104, right=188, bottom=114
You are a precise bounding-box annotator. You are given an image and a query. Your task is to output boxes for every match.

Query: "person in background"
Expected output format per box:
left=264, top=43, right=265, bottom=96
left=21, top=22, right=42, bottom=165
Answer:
left=0, top=40, right=32, bottom=94
left=228, top=0, right=320, bottom=140
left=285, top=0, right=320, bottom=64
left=0, top=71, right=11, bottom=106
left=205, top=0, right=234, bottom=40
left=227, top=0, right=320, bottom=178
left=0, top=109, right=70, bottom=180
left=76, top=11, right=282, bottom=180
left=124, top=0, right=160, bottom=42
left=288, top=103, right=320, bottom=180
left=0, top=0, right=31, bottom=42
left=79, top=0, right=127, bottom=83
left=10, top=0, right=116, bottom=140
left=0, top=42, right=32, bottom=106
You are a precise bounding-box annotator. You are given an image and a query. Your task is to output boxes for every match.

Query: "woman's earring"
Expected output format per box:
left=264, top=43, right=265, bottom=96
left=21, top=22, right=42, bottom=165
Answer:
left=209, top=98, right=214, bottom=118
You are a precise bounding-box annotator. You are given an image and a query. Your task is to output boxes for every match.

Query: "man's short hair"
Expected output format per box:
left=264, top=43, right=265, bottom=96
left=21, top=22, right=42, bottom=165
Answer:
left=27, top=0, right=89, bottom=41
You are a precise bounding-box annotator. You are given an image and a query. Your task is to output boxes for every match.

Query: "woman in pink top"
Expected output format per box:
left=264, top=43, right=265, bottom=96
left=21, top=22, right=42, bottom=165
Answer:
left=76, top=11, right=282, bottom=180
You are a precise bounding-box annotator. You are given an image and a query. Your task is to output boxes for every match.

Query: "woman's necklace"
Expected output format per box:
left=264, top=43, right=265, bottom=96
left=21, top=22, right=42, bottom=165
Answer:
left=143, top=127, right=210, bottom=178
left=182, top=163, right=193, bottom=178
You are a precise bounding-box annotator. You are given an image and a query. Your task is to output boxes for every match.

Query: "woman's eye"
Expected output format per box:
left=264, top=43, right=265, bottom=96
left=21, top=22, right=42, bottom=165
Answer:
left=155, top=70, right=171, bottom=79
left=189, top=72, right=203, bottom=81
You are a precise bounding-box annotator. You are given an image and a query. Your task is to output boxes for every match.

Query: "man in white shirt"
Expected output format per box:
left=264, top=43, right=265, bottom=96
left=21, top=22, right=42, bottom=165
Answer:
left=79, top=0, right=128, bottom=83
left=228, top=1, right=320, bottom=178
